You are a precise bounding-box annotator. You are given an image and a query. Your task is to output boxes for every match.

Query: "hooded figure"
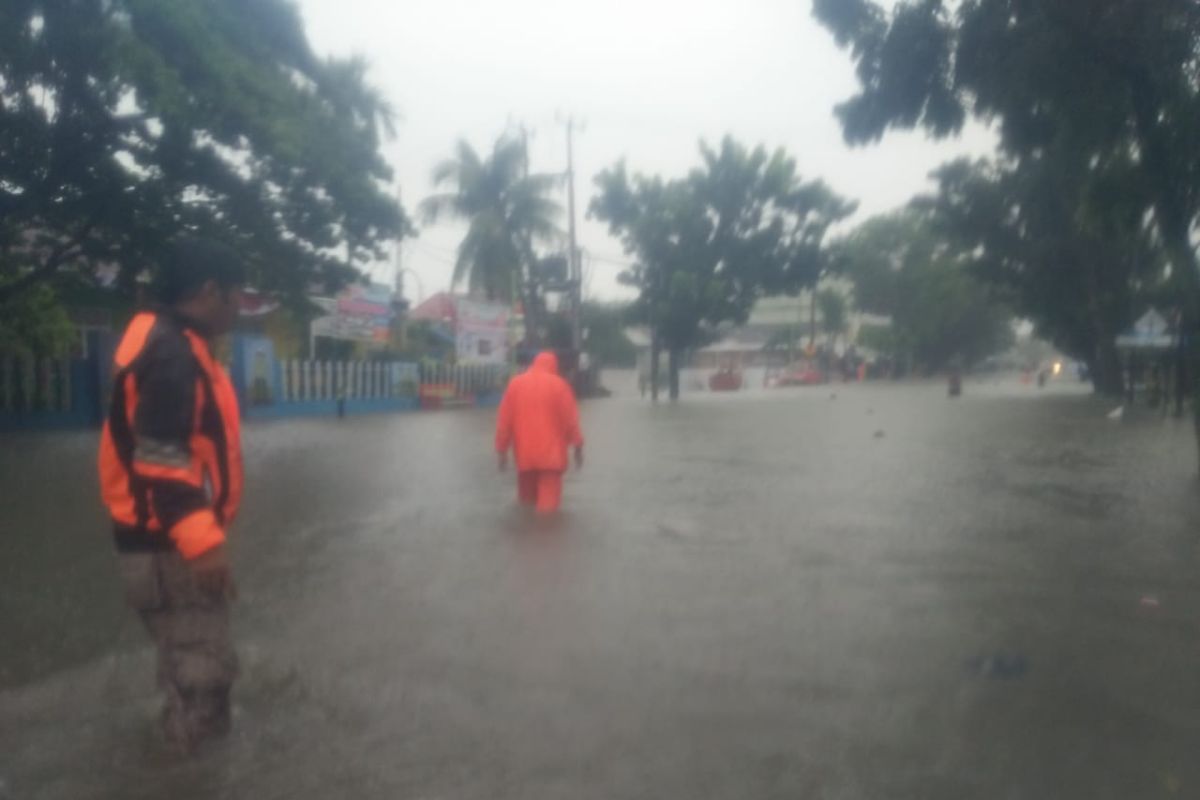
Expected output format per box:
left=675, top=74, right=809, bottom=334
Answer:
left=495, top=351, right=584, bottom=513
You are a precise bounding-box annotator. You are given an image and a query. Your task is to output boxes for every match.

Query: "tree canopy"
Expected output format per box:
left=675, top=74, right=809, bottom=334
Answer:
left=816, top=287, right=849, bottom=344
left=0, top=0, right=409, bottom=309
left=814, top=0, right=1200, bottom=464
left=581, top=302, right=637, bottom=369
left=835, top=210, right=1013, bottom=372
left=919, top=153, right=1164, bottom=392
left=0, top=284, right=74, bottom=356
left=812, top=0, right=1200, bottom=310
left=591, top=136, right=854, bottom=399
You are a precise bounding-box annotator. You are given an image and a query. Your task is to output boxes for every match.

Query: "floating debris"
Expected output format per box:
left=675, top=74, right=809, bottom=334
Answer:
left=965, top=653, right=1029, bottom=680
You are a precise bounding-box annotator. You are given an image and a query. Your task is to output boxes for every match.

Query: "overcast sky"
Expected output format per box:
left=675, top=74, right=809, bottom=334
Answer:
left=297, top=0, right=995, bottom=302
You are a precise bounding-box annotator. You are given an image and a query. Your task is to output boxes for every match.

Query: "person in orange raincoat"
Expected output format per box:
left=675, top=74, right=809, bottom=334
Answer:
left=495, top=351, right=584, bottom=513
left=98, top=238, right=245, bottom=752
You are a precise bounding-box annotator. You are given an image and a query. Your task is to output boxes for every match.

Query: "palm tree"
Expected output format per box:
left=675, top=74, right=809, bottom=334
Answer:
left=421, top=135, right=563, bottom=320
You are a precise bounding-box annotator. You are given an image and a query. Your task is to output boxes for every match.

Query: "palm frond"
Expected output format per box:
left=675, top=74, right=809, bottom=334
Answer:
left=521, top=172, right=566, bottom=194
left=419, top=193, right=465, bottom=225
left=424, top=132, right=565, bottom=303
left=491, top=137, right=528, bottom=185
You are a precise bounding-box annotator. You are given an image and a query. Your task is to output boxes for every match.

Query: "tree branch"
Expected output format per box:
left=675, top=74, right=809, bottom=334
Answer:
left=0, top=223, right=95, bottom=304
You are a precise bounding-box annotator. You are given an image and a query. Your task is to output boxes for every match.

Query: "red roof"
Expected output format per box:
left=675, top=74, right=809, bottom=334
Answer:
left=409, top=292, right=458, bottom=323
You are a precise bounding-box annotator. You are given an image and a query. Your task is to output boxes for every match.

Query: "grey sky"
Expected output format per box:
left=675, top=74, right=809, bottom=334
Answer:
left=298, top=0, right=995, bottom=302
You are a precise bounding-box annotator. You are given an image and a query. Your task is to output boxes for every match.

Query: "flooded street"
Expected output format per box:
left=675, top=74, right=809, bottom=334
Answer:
left=3, top=379, right=1200, bottom=799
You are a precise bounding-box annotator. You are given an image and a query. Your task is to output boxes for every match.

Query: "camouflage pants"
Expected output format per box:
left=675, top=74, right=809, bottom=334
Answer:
left=118, top=550, right=238, bottom=749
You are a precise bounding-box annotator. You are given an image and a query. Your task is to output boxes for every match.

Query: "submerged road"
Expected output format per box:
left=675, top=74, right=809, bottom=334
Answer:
left=2, top=378, right=1199, bottom=799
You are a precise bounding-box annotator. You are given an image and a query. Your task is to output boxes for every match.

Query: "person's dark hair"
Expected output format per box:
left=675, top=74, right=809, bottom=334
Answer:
left=153, top=238, right=247, bottom=306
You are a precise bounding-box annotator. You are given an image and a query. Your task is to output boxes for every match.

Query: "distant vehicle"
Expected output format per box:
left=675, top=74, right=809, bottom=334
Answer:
left=709, top=367, right=743, bottom=392
left=772, top=362, right=825, bottom=387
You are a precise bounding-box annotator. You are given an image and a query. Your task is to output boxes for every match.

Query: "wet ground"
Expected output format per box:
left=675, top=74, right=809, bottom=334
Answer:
left=3, top=377, right=1200, bottom=799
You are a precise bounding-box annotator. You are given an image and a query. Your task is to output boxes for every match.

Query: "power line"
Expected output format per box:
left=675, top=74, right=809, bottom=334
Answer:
left=410, top=240, right=456, bottom=265
left=587, top=251, right=637, bottom=268
left=412, top=238, right=457, bottom=257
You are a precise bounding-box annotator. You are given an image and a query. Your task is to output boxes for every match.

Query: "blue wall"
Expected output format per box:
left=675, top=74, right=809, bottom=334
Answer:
left=0, top=332, right=108, bottom=432
left=242, top=396, right=422, bottom=421
left=0, top=333, right=499, bottom=432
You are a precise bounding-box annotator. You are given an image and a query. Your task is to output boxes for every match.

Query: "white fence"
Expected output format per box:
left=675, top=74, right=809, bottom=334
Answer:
left=278, top=360, right=418, bottom=403
left=274, top=360, right=510, bottom=404
left=418, top=363, right=511, bottom=397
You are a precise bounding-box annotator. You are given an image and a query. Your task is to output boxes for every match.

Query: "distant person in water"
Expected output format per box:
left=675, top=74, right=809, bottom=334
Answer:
left=495, top=351, right=584, bottom=513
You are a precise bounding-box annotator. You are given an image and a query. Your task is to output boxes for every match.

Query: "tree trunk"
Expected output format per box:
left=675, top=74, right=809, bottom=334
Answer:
left=808, top=290, right=817, bottom=348
left=650, top=329, right=661, bottom=404
left=668, top=347, right=681, bottom=402
left=1149, top=209, right=1200, bottom=473
left=1090, top=339, right=1124, bottom=397
left=1128, top=79, right=1200, bottom=474
left=1175, top=325, right=1187, bottom=418
left=1077, top=249, right=1124, bottom=397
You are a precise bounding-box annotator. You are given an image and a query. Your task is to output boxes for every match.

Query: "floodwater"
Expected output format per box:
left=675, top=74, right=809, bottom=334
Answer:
left=3, top=376, right=1200, bottom=799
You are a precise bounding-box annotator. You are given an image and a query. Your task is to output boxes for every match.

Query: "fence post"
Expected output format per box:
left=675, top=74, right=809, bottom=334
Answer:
left=1, top=355, right=12, bottom=413
left=19, top=357, right=34, bottom=411
left=58, top=358, right=71, bottom=411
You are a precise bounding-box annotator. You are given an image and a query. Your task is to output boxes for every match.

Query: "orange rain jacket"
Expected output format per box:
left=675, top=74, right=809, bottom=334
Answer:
left=98, top=311, right=243, bottom=560
left=495, top=351, right=583, bottom=473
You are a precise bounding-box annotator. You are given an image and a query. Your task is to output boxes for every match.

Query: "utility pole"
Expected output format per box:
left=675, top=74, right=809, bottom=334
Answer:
left=563, top=115, right=582, bottom=354
left=393, top=185, right=404, bottom=298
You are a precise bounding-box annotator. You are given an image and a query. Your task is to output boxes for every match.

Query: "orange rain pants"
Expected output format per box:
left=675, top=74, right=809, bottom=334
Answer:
left=517, top=471, right=564, bottom=513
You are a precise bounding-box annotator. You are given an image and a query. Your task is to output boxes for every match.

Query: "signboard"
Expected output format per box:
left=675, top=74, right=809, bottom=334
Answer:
left=455, top=299, right=509, bottom=364
left=1132, top=309, right=1168, bottom=339
left=311, top=283, right=394, bottom=343
left=1116, top=308, right=1177, bottom=351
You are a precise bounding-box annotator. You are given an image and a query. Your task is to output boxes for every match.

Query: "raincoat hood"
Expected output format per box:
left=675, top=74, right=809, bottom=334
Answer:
left=531, top=351, right=559, bottom=374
